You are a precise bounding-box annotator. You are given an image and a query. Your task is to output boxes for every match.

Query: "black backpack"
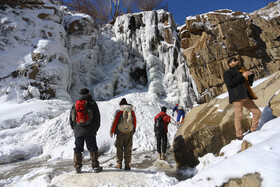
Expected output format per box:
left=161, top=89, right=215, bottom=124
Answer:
left=154, top=115, right=166, bottom=136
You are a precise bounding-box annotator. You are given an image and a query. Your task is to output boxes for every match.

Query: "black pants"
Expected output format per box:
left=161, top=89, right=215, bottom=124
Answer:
left=74, top=135, right=98, bottom=153
left=156, top=134, right=167, bottom=154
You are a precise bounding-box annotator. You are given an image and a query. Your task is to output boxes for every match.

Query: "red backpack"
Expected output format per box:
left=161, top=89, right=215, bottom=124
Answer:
left=74, top=100, right=93, bottom=125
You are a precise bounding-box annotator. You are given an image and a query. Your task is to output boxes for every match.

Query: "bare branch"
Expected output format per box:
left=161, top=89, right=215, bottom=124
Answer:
left=60, top=0, right=167, bottom=24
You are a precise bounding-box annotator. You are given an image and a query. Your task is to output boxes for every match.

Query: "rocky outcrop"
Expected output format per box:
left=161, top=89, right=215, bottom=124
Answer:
left=0, top=2, right=72, bottom=100
left=250, top=1, right=280, bottom=72
left=173, top=72, right=280, bottom=168
left=222, top=173, right=262, bottom=187
left=0, top=1, right=100, bottom=101
left=180, top=4, right=280, bottom=103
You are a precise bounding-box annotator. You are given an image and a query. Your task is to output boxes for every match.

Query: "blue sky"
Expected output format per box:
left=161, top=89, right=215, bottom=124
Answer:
left=164, top=0, right=276, bottom=25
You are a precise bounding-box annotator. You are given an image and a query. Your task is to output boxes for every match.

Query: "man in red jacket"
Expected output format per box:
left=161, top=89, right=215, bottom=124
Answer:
left=110, top=98, right=136, bottom=170
left=154, top=106, right=171, bottom=160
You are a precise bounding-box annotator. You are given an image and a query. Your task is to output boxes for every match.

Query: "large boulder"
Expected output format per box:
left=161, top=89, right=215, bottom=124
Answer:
left=173, top=72, right=280, bottom=168
left=180, top=4, right=280, bottom=103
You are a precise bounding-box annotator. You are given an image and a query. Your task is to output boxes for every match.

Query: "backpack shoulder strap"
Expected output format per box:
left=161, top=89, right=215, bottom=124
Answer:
left=159, top=114, right=167, bottom=118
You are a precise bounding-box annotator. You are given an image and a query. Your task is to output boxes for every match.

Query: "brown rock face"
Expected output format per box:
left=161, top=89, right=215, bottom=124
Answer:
left=180, top=8, right=280, bottom=103
left=173, top=72, right=280, bottom=168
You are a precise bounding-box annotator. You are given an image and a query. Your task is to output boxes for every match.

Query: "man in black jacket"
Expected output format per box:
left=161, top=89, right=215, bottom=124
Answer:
left=70, top=88, right=102, bottom=173
left=223, top=57, right=262, bottom=140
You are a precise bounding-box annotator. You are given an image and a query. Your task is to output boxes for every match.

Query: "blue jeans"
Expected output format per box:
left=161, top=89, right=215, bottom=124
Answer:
left=74, top=135, right=98, bottom=153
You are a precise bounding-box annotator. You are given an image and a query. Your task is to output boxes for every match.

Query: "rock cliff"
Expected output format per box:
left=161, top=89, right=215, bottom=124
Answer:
left=180, top=1, right=280, bottom=102
left=173, top=0, right=280, bottom=170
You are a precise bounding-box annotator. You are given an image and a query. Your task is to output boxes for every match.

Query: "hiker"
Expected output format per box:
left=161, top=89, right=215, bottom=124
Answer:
left=154, top=106, right=171, bottom=160
left=223, top=57, right=262, bottom=140
left=172, top=104, right=185, bottom=124
left=69, top=88, right=102, bottom=173
left=110, top=98, right=136, bottom=170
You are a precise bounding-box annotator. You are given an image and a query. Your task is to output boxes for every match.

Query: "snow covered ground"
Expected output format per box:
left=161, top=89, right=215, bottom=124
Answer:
left=1, top=82, right=280, bottom=186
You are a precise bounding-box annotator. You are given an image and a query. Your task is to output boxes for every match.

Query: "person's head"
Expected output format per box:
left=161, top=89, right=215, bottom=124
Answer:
left=228, top=57, right=239, bottom=67
left=161, top=106, right=167, bottom=112
left=176, top=104, right=179, bottom=106
left=119, top=98, right=128, bottom=106
left=80, top=88, right=89, bottom=95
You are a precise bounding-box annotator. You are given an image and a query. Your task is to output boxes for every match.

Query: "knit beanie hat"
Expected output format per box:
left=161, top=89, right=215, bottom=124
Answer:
left=119, top=98, right=128, bottom=105
left=80, top=88, right=89, bottom=95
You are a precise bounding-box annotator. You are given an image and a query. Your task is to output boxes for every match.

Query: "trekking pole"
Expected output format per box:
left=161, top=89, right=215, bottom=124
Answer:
left=166, top=110, right=179, bottom=127
left=169, top=117, right=179, bottom=128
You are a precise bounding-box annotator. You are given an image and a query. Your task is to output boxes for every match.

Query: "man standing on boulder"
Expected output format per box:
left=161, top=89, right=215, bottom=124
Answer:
left=70, top=88, right=102, bottom=173
left=223, top=57, right=262, bottom=140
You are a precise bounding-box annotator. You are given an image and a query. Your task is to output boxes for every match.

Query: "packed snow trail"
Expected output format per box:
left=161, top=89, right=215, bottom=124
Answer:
left=96, top=90, right=179, bottom=154
left=0, top=89, right=181, bottom=186
left=0, top=150, right=184, bottom=187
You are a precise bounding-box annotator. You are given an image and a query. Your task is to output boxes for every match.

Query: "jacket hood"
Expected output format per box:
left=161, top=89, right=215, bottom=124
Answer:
left=120, top=104, right=133, bottom=111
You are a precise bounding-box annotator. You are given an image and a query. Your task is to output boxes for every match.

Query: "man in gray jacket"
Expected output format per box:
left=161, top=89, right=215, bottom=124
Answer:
left=70, top=88, right=102, bottom=173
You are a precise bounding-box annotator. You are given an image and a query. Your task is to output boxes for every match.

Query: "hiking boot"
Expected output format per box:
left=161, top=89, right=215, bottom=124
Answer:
left=124, top=163, right=131, bottom=170
left=74, top=153, right=82, bottom=173
left=236, top=136, right=243, bottom=140
left=158, top=153, right=162, bottom=160
left=92, top=166, right=103, bottom=173
left=161, top=153, right=167, bottom=160
left=115, top=163, right=122, bottom=169
left=75, top=167, right=81, bottom=174
left=90, top=151, right=100, bottom=168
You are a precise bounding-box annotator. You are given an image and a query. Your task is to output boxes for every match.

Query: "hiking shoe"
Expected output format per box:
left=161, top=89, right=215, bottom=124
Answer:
left=93, top=166, right=103, bottom=173
left=75, top=168, right=82, bottom=173
left=161, top=153, right=167, bottom=160
left=115, top=164, right=122, bottom=169
left=236, top=136, right=243, bottom=140
left=124, top=165, right=131, bottom=170
left=124, top=163, right=131, bottom=170
left=158, top=153, right=162, bottom=160
left=243, top=130, right=251, bottom=136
